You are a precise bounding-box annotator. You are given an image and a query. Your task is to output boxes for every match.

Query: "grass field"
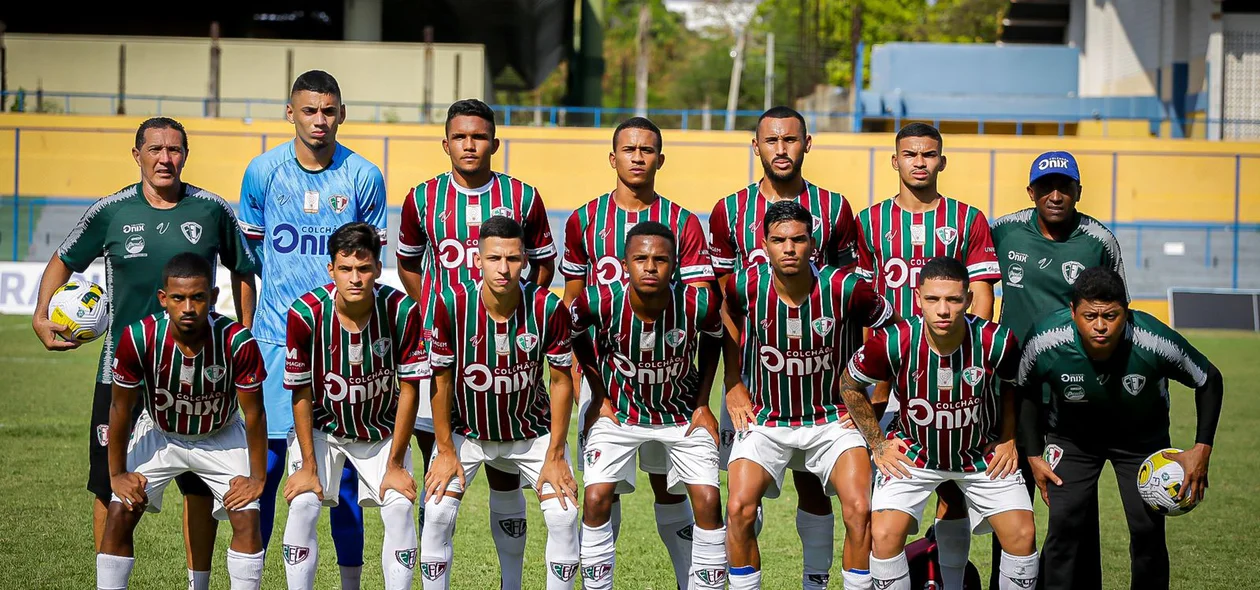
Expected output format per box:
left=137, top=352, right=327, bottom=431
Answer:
left=1, top=314, right=1257, bottom=589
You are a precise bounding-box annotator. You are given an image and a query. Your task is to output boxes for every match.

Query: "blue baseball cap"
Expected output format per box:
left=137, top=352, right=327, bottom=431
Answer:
left=1029, top=151, right=1080, bottom=184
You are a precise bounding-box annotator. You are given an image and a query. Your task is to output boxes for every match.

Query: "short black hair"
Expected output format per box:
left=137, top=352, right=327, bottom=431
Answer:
left=328, top=222, right=382, bottom=263
left=479, top=215, right=524, bottom=243
left=757, top=106, right=808, bottom=135
left=919, top=256, right=970, bottom=288
left=613, top=116, right=663, bottom=150
left=1071, top=267, right=1129, bottom=308
left=162, top=252, right=213, bottom=287
left=291, top=70, right=342, bottom=102
left=135, top=117, right=188, bottom=152
left=895, top=122, right=943, bottom=150
left=446, top=98, right=497, bottom=138
left=625, top=221, right=677, bottom=253
left=763, top=200, right=814, bottom=237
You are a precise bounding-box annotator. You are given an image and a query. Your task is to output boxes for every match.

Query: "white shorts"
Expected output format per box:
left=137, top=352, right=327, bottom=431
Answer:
left=728, top=421, right=868, bottom=499
left=286, top=429, right=414, bottom=508
left=114, top=411, right=258, bottom=520
left=872, top=465, right=1032, bottom=535
left=436, top=433, right=573, bottom=496
left=719, top=386, right=836, bottom=473
left=576, top=376, right=669, bottom=475
left=413, top=360, right=434, bottom=434
left=583, top=417, right=720, bottom=495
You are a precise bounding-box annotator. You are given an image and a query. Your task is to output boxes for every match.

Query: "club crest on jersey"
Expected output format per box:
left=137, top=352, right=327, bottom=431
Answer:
left=491, top=206, right=513, bottom=219
left=420, top=562, right=448, bottom=580
left=181, top=222, right=202, bottom=245
left=517, top=333, right=539, bottom=352
left=282, top=545, right=309, bottom=565
left=665, top=328, right=686, bottom=348
left=936, top=226, right=958, bottom=246
left=499, top=518, right=527, bottom=538
left=395, top=548, right=417, bottom=569
left=372, top=338, right=392, bottom=358
left=1123, top=374, right=1146, bottom=396
left=204, top=365, right=226, bottom=383
left=585, top=449, right=601, bottom=466
left=551, top=562, right=579, bottom=582
left=329, top=194, right=350, bottom=214
left=1061, top=261, right=1085, bottom=284
left=961, top=366, right=984, bottom=387
left=811, top=317, right=834, bottom=337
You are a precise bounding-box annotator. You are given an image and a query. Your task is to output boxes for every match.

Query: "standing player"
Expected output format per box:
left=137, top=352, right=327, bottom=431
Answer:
left=709, top=106, right=858, bottom=590
left=237, top=70, right=386, bottom=587
left=838, top=257, right=1039, bottom=590
left=573, top=222, right=727, bottom=590
left=98, top=254, right=267, bottom=590
left=1017, top=267, right=1222, bottom=590
left=724, top=201, right=897, bottom=590
left=420, top=216, right=579, bottom=590
left=855, top=123, right=1002, bottom=587
left=280, top=223, right=424, bottom=590
left=32, top=117, right=257, bottom=590
left=560, top=116, right=715, bottom=589
left=396, top=99, right=556, bottom=588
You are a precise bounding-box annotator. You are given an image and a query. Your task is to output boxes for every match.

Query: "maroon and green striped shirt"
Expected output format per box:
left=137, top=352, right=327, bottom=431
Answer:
left=429, top=281, right=573, bottom=441
left=709, top=180, right=858, bottom=274
left=571, top=282, right=723, bottom=426
left=284, top=284, right=426, bottom=442
left=848, top=315, right=1018, bottom=472
left=726, top=265, right=893, bottom=426
left=112, top=312, right=264, bottom=436
left=561, top=192, right=714, bottom=286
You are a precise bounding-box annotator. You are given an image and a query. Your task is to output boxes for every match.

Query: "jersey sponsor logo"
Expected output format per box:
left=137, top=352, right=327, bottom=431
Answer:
left=906, top=396, right=983, bottom=430
left=328, top=194, right=349, bottom=214
left=517, top=333, right=539, bottom=352
left=594, top=255, right=625, bottom=286
left=125, top=235, right=146, bottom=257
left=1007, top=250, right=1028, bottom=262
left=811, top=317, right=834, bottom=337
left=323, top=370, right=395, bottom=403
left=420, top=562, right=448, bottom=581
left=154, top=388, right=227, bottom=415
left=1008, top=264, right=1024, bottom=285
left=181, top=222, right=202, bottom=245
left=665, top=328, right=686, bottom=348
left=881, top=257, right=925, bottom=289
left=271, top=223, right=339, bottom=256
left=204, top=365, right=226, bottom=383
left=1060, top=373, right=1084, bottom=383
left=499, top=518, right=528, bottom=538
left=612, top=353, right=687, bottom=384
left=436, top=238, right=480, bottom=269
left=372, top=338, right=392, bottom=358
left=122, top=223, right=145, bottom=234
left=395, top=548, right=417, bottom=569
left=961, top=366, right=984, bottom=387
left=1038, top=157, right=1071, bottom=170
left=275, top=193, right=290, bottom=206
left=1038, top=257, right=1053, bottom=269
left=935, top=226, right=958, bottom=246
left=551, top=562, right=579, bottom=582
left=282, top=544, right=310, bottom=565
left=759, top=345, right=834, bottom=375
left=1061, top=261, right=1085, bottom=284
left=463, top=361, right=538, bottom=394
left=1063, top=383, right=1086, bottom=401
left=1122, top=374, right=1146, bottom=396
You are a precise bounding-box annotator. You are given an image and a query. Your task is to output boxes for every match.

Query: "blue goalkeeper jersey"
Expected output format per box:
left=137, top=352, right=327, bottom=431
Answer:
left=238, top=140, right=387, bottom=345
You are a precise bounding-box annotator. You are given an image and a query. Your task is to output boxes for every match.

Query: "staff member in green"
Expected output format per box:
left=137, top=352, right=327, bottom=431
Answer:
left=30, top=117, right=258, bottom=590
left=1016, top=267, right=1223, bottom=590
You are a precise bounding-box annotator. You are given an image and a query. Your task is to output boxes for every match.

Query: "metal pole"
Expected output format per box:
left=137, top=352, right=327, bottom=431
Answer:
left=117, top=45, right=126, bottom=115
left=12, top=129, right=19, bottom=261
left=1233, top=155, right=1241, bottom=288
left=423, top=26, right=435, bottom=124
left=208, top=22, right=221, bottom=118
left=0, top=21, right=7, bottom=113
left=725, top=27, right=748, bottom=131
left=634, top=2, right=650, bottom=118
left=764, top=32, right=774, bottom=111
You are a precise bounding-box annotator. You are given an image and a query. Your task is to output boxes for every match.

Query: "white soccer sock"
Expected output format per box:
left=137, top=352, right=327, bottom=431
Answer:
left=540, top=498, right=580, bottom=590
left=282, top=492, right=323, bottom=590
left=380, top=498, right=418, bottom=590
left=869, top=553, right=911, bottom=590
left=339, top=566, right=362, bottom=590
left=226, top=549, right=265, bottom=590
left=579, top=521, right=616, bottom=590
left=654, top=499, right=695, bottom=590
left=610, top=500, right=623, bottom=541
left=729, top=566, right=762, bottom=590
left=842, top=568, right=873, bottom=590
left=96, top=554, right=135, bottom=590
left=189, top=569, right=210, bottom=590
left=489, top=488, right=528, bottom=590
left=797, top=509, right=835, bottom=589
left=689, top=525, right=728, bottom=590
left=419, top=496, right=460, bottom=590
left=934, top=518, right=971, bottom=590
left=998, top=551, right=1039, bottom=590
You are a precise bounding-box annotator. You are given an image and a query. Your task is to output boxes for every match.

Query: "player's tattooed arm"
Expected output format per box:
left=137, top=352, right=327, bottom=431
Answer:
left=284, top=386, right=324, bottom=503
left=424, top=367, right=466, bottom=503
left=107, top=383, right=145, bottom=510
left=839, top=370, right=885, bottom=451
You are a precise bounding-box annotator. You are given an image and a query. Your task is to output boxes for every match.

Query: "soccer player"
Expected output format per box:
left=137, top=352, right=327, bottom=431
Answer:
left=32, top=116, right=258, bottom=590
left=838, top=256, right=1039, bottom=590
left=420, top=216, right=579, bottom=590
left=572, top=222, right=727, bottom=590
left=855, top=123, right=1002, bottom=587
left=237, top=70, right=385, bottom=588
left=280, top=223, right=424, bottom=590
left=1017, top=267, right=1223, bottom=590
left=709, top=105, right=859, bottom=590
left=396, top=98, right=556, bottom=587
left=97, top=253, right=267, bottom=590
left=560, top=116, right=715, bottom=588
left=724, top=201, right=897, bottom=590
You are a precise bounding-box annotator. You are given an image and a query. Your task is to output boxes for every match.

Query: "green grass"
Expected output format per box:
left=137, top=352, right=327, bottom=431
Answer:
left=0, top=316, right=1257, bottom=588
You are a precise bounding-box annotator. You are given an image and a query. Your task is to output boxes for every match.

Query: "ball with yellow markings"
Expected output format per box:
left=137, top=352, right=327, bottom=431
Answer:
left=48, top=281, right=110, bottom=343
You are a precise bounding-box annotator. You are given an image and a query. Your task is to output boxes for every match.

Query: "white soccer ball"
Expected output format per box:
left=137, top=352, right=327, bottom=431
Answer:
left=1137, top=448, right=1198, bottom=516
left=48, top=281, right=110, bottom=343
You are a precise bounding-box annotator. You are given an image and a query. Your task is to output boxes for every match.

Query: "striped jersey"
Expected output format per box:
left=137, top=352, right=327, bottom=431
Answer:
left=726, top=265, right=893, bottom=426
left=396, top=172, right=557, bottom=334
left=848, top=316, right=1019, bottom=472
left=709, top=180, right=858, bottom=274
left=560, top=192, right=715, bottom=286
left=430, top=282, right=573, bottom=441
left=570, top=282, right=723, bottom=425
left=284, top=284, right=426, bottom=442
left=855, top=196, right=1001, bottom=317
left=112, top=312, right=264, bottom=436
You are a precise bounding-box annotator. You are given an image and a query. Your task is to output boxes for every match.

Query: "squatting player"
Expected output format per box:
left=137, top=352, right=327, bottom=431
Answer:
left=33, top=116, right=257, bottom=590
left=572, top=222, right=727, bottom=590
left=724, top=201, right=897, bottom=590
left=280, top=223, right=424, bottom=590
left=855, top=123, right=1002, bottom=587
left=396, top=98, right=557, bottom=588
left=420, top=216, right=579, bottom=590
left=1017, top=267, right=1222, bottom=590
left=238, top=70, right=387, bottom=586
left=709, top=105, right=859, bottom=590
left=839, top=257, right=1039, bottom=590
left=560, top=116, right=716, bottom=589
left=98, top=253, right=267, bottom=590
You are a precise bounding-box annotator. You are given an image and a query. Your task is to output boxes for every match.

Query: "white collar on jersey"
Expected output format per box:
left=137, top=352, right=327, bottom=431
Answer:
left=451, top=176, right=496, bottom=195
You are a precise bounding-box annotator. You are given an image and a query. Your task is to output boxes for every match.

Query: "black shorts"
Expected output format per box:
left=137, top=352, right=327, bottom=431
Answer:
left=88, top=381, right=212, bottom=499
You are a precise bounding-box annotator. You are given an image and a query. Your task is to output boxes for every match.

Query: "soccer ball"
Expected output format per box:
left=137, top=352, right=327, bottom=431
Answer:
left=48, top=281, right=110, bottom=343
left=1137, top=448, right=1198, bottom=516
